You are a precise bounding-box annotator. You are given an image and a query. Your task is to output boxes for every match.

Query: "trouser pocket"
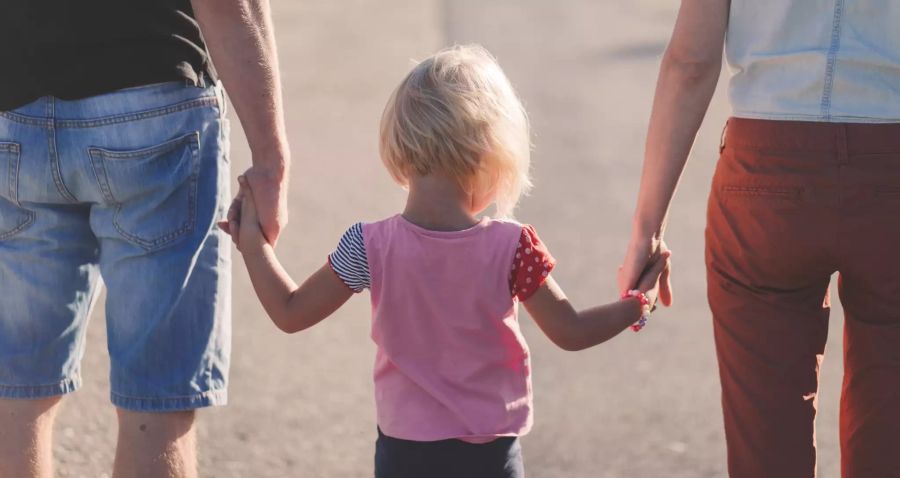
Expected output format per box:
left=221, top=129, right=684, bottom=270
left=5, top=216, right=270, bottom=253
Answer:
left=88, top=132, right=200, bottom=251
left=0, top=142, right=34, bottom=240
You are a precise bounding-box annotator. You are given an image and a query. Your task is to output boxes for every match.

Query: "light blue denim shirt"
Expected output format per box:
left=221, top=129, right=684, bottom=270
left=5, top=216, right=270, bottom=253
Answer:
left=726, top=0, right=900, bottom=123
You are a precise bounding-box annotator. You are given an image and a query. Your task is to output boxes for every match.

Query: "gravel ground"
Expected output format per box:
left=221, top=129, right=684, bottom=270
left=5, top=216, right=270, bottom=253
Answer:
left=52, top=1, right=846, bottom=476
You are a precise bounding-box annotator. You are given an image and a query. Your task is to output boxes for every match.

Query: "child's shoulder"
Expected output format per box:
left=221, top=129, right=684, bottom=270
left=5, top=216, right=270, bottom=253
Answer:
left=338, top=215, right=397, bottom=235
left=485, top=216, right=523, bottom=228
left=487, top=218, right=551, bottom=257
left=484, top=216, right=530, bottom=232
left=482, top=217, right=536, bottom=250
left=485, top=217, right=541, bottom=238
left=344, top=215, right=409, bottom=246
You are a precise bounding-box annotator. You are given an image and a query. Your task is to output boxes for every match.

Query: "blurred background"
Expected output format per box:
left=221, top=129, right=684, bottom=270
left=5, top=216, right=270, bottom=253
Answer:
left=52, top=1, right=847, bottom=476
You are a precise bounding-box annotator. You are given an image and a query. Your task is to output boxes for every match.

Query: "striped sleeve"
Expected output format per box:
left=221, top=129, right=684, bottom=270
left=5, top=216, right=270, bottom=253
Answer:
left=328, top=222, right=370, bottom=293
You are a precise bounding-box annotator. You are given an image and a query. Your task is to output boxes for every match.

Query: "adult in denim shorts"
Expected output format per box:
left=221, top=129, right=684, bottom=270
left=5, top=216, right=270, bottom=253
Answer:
left=0, top=1, right=290, bottom=477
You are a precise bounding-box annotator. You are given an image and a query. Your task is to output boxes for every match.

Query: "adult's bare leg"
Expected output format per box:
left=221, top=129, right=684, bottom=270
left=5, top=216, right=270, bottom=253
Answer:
left=112, top=409, right=197, bottom=478
left=0, top=396, right=62, bottom=478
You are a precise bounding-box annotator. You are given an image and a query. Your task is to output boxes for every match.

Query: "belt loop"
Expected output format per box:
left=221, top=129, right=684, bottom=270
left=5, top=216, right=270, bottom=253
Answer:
left=719, top=119, right=729, bottom=154
left=7, top=143, right=20, bottom=206
left=215, top=81, right=227, bottom=116
left=187, top=71, right=208, bottom=89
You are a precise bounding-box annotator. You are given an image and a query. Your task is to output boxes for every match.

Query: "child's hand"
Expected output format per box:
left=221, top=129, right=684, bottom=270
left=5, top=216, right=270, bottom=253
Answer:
left=235, top=175, right=268, bottom=254
left=217, top=184, right=244, bottom=245
left=634, top=242, right=672, bottom=308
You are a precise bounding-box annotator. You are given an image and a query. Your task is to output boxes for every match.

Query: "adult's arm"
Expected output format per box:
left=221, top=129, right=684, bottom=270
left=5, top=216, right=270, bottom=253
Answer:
left=618, top=0, right=730, bottom=304
left=192, top=0, right=290, bottom=244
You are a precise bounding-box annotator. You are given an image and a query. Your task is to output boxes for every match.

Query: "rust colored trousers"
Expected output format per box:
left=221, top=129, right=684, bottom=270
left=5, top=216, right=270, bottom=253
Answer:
left=706, top=118, right=900, bottom=478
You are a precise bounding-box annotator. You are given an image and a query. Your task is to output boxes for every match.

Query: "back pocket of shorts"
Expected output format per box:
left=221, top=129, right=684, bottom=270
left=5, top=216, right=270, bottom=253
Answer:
left=721, top=185, right=802, bottom=201
left=89, top=132, right=200, bottom=251
left=0, top=142, right=34, bottom=240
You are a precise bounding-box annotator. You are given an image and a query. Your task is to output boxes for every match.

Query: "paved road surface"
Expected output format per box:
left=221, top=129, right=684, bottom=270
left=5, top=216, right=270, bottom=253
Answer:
left=53, top=1, right=846, bottom=476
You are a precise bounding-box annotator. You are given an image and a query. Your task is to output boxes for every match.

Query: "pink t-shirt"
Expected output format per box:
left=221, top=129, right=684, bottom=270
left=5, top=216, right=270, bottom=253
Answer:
left=329, top=214, right=555, bottom=443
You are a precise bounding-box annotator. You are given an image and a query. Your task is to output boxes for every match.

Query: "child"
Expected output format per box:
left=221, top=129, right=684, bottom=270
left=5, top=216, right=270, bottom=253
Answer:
left=226, top=45, right=670, bottom=478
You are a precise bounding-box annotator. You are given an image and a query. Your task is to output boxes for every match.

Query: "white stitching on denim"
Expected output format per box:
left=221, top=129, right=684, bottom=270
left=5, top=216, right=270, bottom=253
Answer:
left=0, top=143, right=35, bottom=240
left=0, top=212, right=34, bottom=241
left=0, top=97, right=217, bottom=127
left=90, top=131, right=200, bottom=159
left=0, top=377, right=80, bottom=389
left=90, top=132, right=201, bottom=251
left=110, top=389, right=227, bottom=401
left=1, top=142, right=18, bottom=202
left=46, top=98, right=78, bottom=203
left=88, top=151, right=116, bottom=203
left=821, top=0, right=846, bottom=120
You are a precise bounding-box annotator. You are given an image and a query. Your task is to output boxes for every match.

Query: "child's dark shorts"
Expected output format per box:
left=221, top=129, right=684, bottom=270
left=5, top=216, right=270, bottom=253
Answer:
left=374, top=428, right=524, bottom=478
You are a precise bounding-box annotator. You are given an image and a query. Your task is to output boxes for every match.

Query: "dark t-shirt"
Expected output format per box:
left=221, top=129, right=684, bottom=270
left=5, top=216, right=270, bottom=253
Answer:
left=0, top=0, right=214, bottom=111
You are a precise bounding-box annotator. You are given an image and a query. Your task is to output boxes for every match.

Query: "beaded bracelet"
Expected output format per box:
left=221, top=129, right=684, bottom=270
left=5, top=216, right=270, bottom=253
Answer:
left=622, top=289, right=652, bottom=332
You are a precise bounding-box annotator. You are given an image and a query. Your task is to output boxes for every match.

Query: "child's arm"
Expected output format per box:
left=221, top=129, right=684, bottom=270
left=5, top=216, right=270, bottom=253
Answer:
left=523, top=251, right=669, bottom=351
left=235, top=177, right=353, bottom=333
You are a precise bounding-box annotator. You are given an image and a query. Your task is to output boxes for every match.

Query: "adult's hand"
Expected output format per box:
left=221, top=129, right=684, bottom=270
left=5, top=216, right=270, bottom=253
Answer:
left=618, top=234, right=673, bottom=307
left=219, top=161, right=288, bottom=246
left=242, top=161, right=288, bottom=244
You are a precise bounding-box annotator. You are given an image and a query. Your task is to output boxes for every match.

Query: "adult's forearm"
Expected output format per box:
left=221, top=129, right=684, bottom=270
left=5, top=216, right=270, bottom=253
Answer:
left=192, top=0, right=289, bottom=172
left=632, top=54, right=721, bottom=239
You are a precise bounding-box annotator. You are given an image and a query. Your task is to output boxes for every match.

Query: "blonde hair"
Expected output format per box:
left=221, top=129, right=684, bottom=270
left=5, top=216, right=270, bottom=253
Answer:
left=379, top=44, right=531, bottom=218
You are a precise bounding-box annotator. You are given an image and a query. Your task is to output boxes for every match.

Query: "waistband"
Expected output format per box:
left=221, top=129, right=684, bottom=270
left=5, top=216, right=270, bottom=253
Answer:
left=1, top=80, right=221, bottom=124
left=376, top=427, right=518, bottom=448
left=723, top=117, right=900, bottom=155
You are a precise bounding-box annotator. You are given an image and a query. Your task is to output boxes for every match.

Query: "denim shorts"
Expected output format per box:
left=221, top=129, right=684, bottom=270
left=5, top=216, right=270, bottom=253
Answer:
left=0, top=81, right=231, bottom=411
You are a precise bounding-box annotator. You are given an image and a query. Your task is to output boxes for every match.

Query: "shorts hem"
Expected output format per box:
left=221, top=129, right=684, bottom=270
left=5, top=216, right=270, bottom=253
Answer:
left=111, top=388, right=228, bottom=412
left=0, top=376, right=81, bottom=399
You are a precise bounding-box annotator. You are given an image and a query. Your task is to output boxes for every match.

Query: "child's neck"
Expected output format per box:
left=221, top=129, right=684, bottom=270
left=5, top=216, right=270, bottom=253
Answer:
left=402, top=174, right=481, bottom=232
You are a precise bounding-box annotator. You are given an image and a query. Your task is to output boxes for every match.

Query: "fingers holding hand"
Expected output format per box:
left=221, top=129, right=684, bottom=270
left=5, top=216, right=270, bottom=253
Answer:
left=236, top=175, right=266, bottom=252
left=218, top=187, right=245, bottom=248
left=654, top=240, right=673, bottom=306
left=636, top=251, right=670, bottom=292
left=659, top=260, right=673, bottom=307
left=618, top=246, right=648, bottom=295
left=238, top=175, right=259, bottom=224
left=242, top=167, right=288, bottom=246
left=635, top=250, right=672, bottom=308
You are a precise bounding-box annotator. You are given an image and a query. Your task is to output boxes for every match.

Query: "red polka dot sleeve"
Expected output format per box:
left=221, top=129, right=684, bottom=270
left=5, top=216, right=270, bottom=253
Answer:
left=510, top=225, right=556, bottom=301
